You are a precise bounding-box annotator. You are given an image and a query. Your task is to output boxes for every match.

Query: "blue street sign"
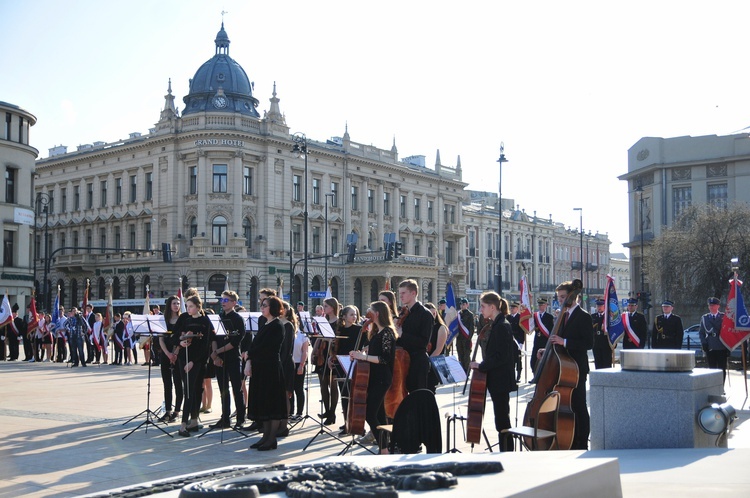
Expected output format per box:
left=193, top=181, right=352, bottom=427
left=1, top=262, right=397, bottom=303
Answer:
left=283, top=294, right=291, bottom=301
left=308, top=291, right=327, bottom=298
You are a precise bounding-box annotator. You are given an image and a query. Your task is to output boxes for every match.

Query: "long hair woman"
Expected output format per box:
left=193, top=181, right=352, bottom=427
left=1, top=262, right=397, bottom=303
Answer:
left=335, top=305, right=364, bottom=434
left=316, top=297, right=340, bottom=425
left=158, top=296, right=183, bottom=423
left=378, top=290, right=399, bottom=320
left=424, top=302, right=448, bottom=392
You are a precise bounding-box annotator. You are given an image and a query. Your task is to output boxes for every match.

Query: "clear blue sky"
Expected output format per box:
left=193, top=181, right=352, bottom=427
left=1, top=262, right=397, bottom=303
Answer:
left=3, top=0, right=750, bottom=256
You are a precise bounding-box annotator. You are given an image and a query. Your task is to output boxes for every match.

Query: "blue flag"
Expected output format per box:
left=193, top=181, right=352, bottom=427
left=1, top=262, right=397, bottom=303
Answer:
left=603, top=275, right=624, bottom=345
left=51, top=290, right=60, bottom=324
left=445, top=282, right=460, bottom=346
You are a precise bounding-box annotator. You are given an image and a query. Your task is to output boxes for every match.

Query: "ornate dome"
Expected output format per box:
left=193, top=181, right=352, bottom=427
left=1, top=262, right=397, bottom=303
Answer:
left=182, top=23, right=260, bottom=117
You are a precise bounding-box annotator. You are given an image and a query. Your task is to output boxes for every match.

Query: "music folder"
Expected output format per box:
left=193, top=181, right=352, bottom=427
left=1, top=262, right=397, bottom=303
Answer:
left=430, top=355, right=467, bottom=384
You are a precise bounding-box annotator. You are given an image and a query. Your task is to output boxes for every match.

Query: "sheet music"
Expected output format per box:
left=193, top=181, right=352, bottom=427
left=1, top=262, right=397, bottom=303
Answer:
left=237, top=311, right=261, bottom=331
left=313, top=316, right=336, bottom=338
left=430, top=355, right=467, bottom=384
left=129, top=314, right=169, bottom=334
left=298, top=311, right=315, bottom=335
left=207, top=314, right=228, bottom=336
left=336, top=355, right=356, bottom=379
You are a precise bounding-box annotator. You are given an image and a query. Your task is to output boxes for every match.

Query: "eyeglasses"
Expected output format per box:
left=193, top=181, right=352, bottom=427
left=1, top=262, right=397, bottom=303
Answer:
left=260, top=304, right=269, bottom=309
left=220, top=298, right=232, bottom=303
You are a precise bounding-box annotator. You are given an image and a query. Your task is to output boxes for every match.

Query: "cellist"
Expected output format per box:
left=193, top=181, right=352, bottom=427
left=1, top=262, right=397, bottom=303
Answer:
left=349, top=301, right=396, bottom=452
left=469, top=292, right=517, bottom=451
left=396, top=279, right=433, bottom=392
left=536, top=280, right=594, bottom=450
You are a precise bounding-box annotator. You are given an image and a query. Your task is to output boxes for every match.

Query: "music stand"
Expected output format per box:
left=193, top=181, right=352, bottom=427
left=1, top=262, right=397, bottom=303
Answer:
left=199, top=315, right=248, bottom=440
left=302, top=318, right=348, bottom=451
left=335, top=355, right=377, bottom=456
left=288, top=312, right=320, bottom=431
left=122, top=314, right=172, bottom=439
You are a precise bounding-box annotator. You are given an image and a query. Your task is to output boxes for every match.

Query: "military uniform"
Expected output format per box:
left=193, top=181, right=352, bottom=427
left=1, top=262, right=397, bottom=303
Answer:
left=456, top=301, right=475, bottom=373
left=530, top=301, right=554, bottom=373
left=507, top=304, right=525, bottom=381
left=652, top=300, right=683, bottom=349
left=699, top=297, right=730, bottom=383
left=592, top=300, right=611, bottom=369
left=622, top=310, right=648, bottom=349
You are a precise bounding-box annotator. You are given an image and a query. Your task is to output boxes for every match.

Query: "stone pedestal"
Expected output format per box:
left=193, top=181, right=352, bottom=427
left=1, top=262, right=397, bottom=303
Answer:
left=589, top=366, right=724, bottom=449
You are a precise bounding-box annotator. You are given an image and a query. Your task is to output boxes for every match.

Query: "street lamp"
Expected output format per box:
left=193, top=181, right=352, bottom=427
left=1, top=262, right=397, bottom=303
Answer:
left=292, top=132, right=309, bottom=308
left=34, top=192, right=51, bottom=311
left=495, top=143, right=508, bottom=295
left=324, top=192, right=335, bottom=293
left=573, top=207, right=583, bottom=283
left=634, top=183, right=646, bottom=295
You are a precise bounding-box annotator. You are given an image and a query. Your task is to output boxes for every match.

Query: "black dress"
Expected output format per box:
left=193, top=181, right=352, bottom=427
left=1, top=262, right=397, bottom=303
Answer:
left=248, top=318, right=288, bottom=421
left=280, top=320, right=296, bottom=393
left=366, top=326, right=396, bottom=443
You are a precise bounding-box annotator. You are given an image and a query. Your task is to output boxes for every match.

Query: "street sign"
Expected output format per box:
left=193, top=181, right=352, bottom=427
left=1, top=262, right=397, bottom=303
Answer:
left=465, top=289, right=483, bottom=295
left=308, top=291, right=327, bottom=298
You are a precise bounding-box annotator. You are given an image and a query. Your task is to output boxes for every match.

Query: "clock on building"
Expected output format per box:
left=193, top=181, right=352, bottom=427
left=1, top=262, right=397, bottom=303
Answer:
left=212, top=96, right=227, bottom=109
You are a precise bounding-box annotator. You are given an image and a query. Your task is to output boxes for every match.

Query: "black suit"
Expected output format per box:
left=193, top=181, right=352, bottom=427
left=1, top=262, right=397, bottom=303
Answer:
left=558, top=305, right=594, bottom=450
left=530, top=311, right=554, bottom=372
left=591, top=312, right=612, bottom=369
left=397, top=301, right=433, bottom=392
left=623, top=311, right=647, bottom=349
left=699, top=312, right=729, bottom=383
left=652, top=314, right=683, bottom=349
left=507, top=313, right=524, bottom=379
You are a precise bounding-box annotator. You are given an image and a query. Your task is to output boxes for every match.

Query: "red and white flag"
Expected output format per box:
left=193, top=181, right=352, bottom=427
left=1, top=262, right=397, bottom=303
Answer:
left=721, top=275, right=750, bottom=351
left=0, top=294, right=13, bottom=329
left=519, top=275, right=533, bottom=334
left=102, top=285, right=113, bottom=334
left=27, top=295, right=40, bottom=335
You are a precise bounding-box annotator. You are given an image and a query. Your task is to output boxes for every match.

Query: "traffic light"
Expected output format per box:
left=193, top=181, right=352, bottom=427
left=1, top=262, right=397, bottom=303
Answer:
left=394, top=241, right=403, bottom=259
left=347, top=242, right=357, bottom=263
left=385, top=242, right=394, bottom=261
left=161, top=243, right=173, bottom=263
left=639, top=291, right=652, bottom=311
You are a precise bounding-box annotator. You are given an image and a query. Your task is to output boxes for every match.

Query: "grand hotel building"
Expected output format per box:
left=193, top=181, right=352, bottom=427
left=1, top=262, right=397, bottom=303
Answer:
left=33, top=24, right=468, bottom=313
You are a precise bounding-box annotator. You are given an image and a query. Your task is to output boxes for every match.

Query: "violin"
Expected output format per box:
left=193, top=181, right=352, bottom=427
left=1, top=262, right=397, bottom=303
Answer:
left=397, top=305, right=409, bottom=328
left=179, top=332, right=203, bottom=347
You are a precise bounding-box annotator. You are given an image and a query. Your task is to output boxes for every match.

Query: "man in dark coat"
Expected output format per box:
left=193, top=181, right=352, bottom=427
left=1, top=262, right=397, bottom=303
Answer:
left=699, top=297, right=730, bottom=384
left=397, top=279, right=434, bottom=392
left=622, top=298, right=647, bottom=349
left=652, top=300, right=683, bottom=349
left=507, top=302, right=525, bottom=381
left=530, top=298, right=554, bottom=373
left=592, top=299, right=612, bottom=369
left=455, top=298, right=475, bottom=373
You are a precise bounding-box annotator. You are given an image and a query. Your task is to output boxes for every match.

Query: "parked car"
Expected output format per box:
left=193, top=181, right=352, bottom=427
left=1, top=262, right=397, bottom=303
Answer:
left=682, top=324, right=701, bottom=350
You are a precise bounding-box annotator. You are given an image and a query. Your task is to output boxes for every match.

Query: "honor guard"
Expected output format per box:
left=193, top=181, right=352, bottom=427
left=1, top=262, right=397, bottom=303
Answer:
left=652, top=300, right=683, bottom=349
left=699, top=297, right=730, bottom=384
left=592, top=299, right=612, bottom=369
left=456, top=298, right=476, bottom=374
left=622, top=298, right=648, bottom=349
left=507, top=302, right=525, bottom=381
left=530, top=298, right=554, bottom=372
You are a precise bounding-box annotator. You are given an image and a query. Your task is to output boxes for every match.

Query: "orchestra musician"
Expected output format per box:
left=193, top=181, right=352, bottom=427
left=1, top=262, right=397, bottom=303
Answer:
left=470, top=292, right=517, bottom=451
left=536, top=280, right=594, bottom=450
left=241, top=287, right=275, bottom=432
left=209, top=290, right=246, bottom=430
left=333, top=305, right=365, bottom=435
left=396, top=279, right=434, bottom=392
left=378, top=290, right=399, bottom=320
left=423, top=302, right=448, bottom=393
left=314, top=297, right=341, bottom=426
left=349, top=301, right=396, bottom=453
left=158, top=296, right=183, bottom=423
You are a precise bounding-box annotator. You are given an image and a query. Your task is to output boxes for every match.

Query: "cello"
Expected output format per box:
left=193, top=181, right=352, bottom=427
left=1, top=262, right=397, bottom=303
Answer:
left=385, top=306, right=410, bottom=419
left=346, top=313, right=373, bottom=436
left=466, top=320, right=492, bottom=444
left=523, top=280, right=582, bottom=450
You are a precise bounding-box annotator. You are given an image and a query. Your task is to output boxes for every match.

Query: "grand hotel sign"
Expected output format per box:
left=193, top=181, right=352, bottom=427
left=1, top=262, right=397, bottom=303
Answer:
left=194, top=138, right=245, bottom=147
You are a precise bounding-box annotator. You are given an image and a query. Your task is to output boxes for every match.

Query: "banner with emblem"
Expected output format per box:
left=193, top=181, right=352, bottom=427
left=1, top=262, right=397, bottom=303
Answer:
left=720, top=274, right=750, bottom=351
left=519, top=275, right=533, bottom=334
left=602, top=275, right=624, bottom=346
left=445, top=282, right=469, bottom=345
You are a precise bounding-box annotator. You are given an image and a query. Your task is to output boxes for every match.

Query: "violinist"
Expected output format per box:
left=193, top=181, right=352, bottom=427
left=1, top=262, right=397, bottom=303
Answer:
left=334, top=305, right=365, bottom=434
left=424, top=302, right=448, bottom=393
left=470, top=292, right=517, bottom=451
left=316, top=298, right=341, bottom=425
left=349, top=301, right=396, bottom=452
left=537, top=280, right=594, bottom=450
left=175, top=294, right=215, bottom=437
left=396, top=279, right=434, bottom=392
left=378, top=290, right=399, bottom=320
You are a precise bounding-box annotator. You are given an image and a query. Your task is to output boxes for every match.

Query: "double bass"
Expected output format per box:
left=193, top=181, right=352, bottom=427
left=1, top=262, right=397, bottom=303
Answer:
left=466, top=320, right=492, bottom=444
left=346, top=313, right=373, bottom=436
left=523, top=280, right=582, bottom=450
left=384, top=306, right=410, bottom=419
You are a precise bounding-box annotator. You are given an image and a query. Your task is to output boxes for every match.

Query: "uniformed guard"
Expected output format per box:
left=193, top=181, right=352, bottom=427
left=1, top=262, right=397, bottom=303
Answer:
left=622, top=298, right=648, bottom=349
left=699, top=297, right=730, bottom=384
left=456, top=298, right=475, bottom=373
left=592, top=299, right=612, bottom=369
left=507, top=302, right=525, bottom=381
left=652, top=300, right=683, bottom=349
left=530, top=298, right=554, bottom=372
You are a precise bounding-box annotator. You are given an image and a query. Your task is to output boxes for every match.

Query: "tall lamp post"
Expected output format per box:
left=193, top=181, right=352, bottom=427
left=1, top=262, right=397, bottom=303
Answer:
left=292, top=133, right=309, bottom=308
left=324, top=193, right=335, bottom=293
left=634, top=184, right=646, bottom=294
left=495, top=143, right=508, bottom=295
left=573, top=207, right=583, bottom=282
left=34, top=192, right=51, bottom=311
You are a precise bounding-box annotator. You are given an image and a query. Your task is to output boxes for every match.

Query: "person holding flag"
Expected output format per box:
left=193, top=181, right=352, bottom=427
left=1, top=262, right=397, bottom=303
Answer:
left=592, top=299, right=611, bottom=369
left=530, top=298, right=554, bottom=373
left=26, top=302, right=40, bottom=361
left=622, top=298, right=648, bottom=349
left=1, top=296, right=18, bottom=360
left=454, top=298, right=475, bottom=374
left=700, top=297, right=730, bottom=384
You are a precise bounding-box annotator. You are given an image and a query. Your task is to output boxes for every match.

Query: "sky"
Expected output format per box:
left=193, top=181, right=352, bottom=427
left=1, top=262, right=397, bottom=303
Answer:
left=3, top=0, right=750, bottom=257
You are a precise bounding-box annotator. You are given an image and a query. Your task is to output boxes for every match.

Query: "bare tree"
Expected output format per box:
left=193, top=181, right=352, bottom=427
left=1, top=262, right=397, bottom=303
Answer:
left=646, top=203, right=750, bottom=313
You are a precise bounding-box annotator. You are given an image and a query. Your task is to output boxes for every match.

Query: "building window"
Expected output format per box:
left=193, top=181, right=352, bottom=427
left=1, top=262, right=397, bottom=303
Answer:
left=72, top=230, right=79, bottom=253
left=351, top=186, right=359, bottom=211
left=99, top=228, right=106, bottom=254
left=313, top=226, right=321, bottom=253
left=100, top=181, right=107, bottom=207
left=367, top=189, right=375, bottom=213
left=243, top=218, right=252, bottom=247
left=243, top=167, right=253, bottom=195
left=400, top=195, right=406, bottom=218
left=293, top=175, right=301, bottom=202
left=292, top=224, right=301, bottom=252
left=189, top=167, right=197, bottom=195
left=3, top=230, right=14, bottom=267
left=86, top=229, right=92, bottom=252
left=446, top=241, right=454, bottom=265
left=4, top=113, right=10, bottom=140
left=212, top=216, right=227, bottom=245
left=74, top=186, right=80, bottom=210
left=60, top=188, right=67, bottom=213
left=189, top=218, right=197, bottom=239
left=145, top=172, right=153, bottom=201
left=312, top=178, right=321, bottom=205
left=414, top=238, right=421, bottom=256
left=5, top=168, right=15, bottom=204
left=331, top=228, right=339, bottom=254
left=129, top=175, right=137, bottom=203
left=708, top=183, right=728, bottom=209
left=414, top=198, right=421, bottom=220
left=129, top=224, right=136, bottom=250
left=673, top=186, right=692, bottom=221
left=17, top=117, right=23, bottom=144
left=144, top=222, right=152, bottom=250
left=114, top=226, right=120, bottom=249
left=212, top=165, right=227, bottom=193
left=428, top=200, right=434, bottom=222
left=85, top=183, right=93, bottom=209
left=331, top=182, right=339, bottom=207
left=383, top=192, right=390, bottom=216
left=428, top=240, right=434, bottom=258
left=115, top=178, right=122, bottom=205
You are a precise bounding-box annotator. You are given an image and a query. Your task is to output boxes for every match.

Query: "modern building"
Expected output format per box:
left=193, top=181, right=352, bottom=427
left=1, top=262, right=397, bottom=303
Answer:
left=462, top=192, right=611, bottom=311
left=620, top=132, right=750, bottom=312
left=33, top=23, right=467, bottom=313
left=1, top=101, right=37, bottom=309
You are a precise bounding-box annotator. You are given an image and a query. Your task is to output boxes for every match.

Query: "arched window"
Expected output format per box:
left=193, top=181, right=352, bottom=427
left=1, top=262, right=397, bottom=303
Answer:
left=57, top=280, right=66, bottom=309
left=370, top=279, right=379, bottom=303
left=330, top=277, right=339, bottom=299
left=212, top=216, right=227, bottom=246
left=354, top=278, right=363, bottom=313
left=98, top=277, right=106, bottom=300
left=243, top=218, right=252, bottom=248
left=249, top=276, right=259, bottom=312
left=208, top=274, right=227, bottom=302
left=127, top=276, right=136, bottom=299
left=112, top=277, right=121, bottom=299
left=189, top=217, right=198, bottom=240
left=311, top=276, right=322, bottom=308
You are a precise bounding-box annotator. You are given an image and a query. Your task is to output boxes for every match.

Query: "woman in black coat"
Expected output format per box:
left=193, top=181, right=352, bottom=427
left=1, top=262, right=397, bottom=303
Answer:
left=470, top=291, right=517, bottom=451
left=246, top=296, right=288, bottom=451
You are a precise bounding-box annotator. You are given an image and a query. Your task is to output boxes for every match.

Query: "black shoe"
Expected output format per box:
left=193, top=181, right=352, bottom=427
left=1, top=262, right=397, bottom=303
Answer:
left=339, top=428, right=349, bottom=436
left=250, top=440, right=264, bottom=449
left=71, top=364, right=79, bottom=367
left=178, top=429, right=191, bottom=437
left=169, top=412, right=180, bottom=423
left=257, top=441, right=277, bottom=451
left=187, top=424, right=203, bottom=432
left=243, top=421, right=261, bottom=432
left=339, top=424, right=346, bottom=431
left=276, top=428, right=289, bottom=438
left=209, top=420, right=231, bottom=429
left=324, top=415, right=336, bottom=426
